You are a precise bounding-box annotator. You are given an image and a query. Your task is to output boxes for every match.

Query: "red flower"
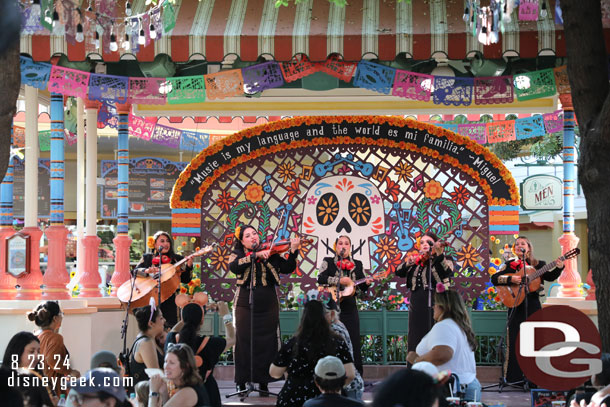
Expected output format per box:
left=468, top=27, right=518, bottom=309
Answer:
left=286, top=177, right=301, bottom=203
left=450, top=185, right=471, bottom=206
left=385, top=179, right=400, bottom=202
left=215, top=191, right=236, bottom=213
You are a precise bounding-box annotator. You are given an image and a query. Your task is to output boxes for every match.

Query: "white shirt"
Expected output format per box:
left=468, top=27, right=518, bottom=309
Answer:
left=415, top=318, right=477, bottom=385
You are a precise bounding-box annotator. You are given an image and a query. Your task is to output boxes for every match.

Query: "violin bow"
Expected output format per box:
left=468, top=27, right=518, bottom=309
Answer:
left=266, top=206, right=287, bottom=253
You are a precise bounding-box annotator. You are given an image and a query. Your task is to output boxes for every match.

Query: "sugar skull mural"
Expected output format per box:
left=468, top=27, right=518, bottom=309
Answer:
left=302, top=175, right=385, bottom=269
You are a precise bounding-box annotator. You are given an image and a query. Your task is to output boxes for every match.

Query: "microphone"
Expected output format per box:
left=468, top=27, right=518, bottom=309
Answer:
left=520, top=248, right=526, bottom=254
left=156, top=245, right=164, bottom=254
left=339, top=248, right=346, bottom=257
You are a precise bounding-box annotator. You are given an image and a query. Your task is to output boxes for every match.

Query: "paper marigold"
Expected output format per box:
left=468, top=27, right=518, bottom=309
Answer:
left=244, top=183, right=264, bottom=203
left=423, top=180, right=443, bottom=200
left=147, top=236, right=155, bottom=249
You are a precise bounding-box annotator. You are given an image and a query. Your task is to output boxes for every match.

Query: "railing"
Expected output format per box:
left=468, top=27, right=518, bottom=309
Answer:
left=205, top=310, right=508, bottom=366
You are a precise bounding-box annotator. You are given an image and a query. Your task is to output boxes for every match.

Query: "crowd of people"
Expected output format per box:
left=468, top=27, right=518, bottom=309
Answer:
left=1, top=230, right=609, bottom=407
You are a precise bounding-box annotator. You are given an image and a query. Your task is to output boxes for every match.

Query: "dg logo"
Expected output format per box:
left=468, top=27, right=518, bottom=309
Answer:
left=516, top=305, right=602, bottom=391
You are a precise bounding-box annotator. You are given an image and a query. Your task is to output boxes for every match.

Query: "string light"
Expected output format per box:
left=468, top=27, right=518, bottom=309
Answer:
left=463, top=4, right=470, bottom=23
left=149, top=24, right=157, bottom=39
left=75, top=24, right=84, bottom=42
left=109, top=33, right=118, bottom=52
left=125, top=1, right=132, bottom=16
left=95, top=31, right=100, bottom=49
left=540, top=0, right=548, bottom=18
left=122, top=33, right=131, bottom=50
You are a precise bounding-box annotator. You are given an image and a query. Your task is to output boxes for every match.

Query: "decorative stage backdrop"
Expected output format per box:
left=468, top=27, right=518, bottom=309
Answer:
left=171, top=116, right=520, bottom=303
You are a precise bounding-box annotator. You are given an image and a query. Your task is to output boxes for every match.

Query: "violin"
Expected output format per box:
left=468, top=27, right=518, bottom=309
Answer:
left=254, top=237, right=314, bottom=256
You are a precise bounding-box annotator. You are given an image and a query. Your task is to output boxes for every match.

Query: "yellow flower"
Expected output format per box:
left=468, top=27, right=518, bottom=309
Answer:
left=244, top=183, right=265, bottom=203
left=190, top=237, right=196, bottom=243
left=147, top=236, right=155, bottom=249
left=188, top=286, right=195, bottom=295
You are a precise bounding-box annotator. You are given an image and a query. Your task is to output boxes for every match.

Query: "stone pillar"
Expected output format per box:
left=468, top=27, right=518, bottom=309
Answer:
left=557, top=108, right=581, bottom=298
left=79, top=100, right=101, bottom=298
left=16, top=85, right=42, bottom=299
left=0, top=128, right=16, bottom=299
left=43, top=93, right=70, bottom=300
left=110, top=104, right=132, bottom=296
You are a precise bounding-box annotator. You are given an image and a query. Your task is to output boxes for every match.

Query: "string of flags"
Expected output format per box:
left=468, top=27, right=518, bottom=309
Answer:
left=20, top=55, right=570, bottom=108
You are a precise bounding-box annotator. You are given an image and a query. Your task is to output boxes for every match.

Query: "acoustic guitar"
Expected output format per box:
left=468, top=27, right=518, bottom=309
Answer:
left=321, top=270, right=388, bottom=302
left=117, top=245, right=214, bottom=308
left=496, top=248, right=580, bottom=308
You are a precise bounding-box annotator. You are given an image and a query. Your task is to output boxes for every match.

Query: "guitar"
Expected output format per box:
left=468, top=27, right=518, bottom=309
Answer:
left=320, top=270, right=388, bottom=302
left=496, top=248, right=580, bottom=308
left=117, top=245, right=214, bottom=307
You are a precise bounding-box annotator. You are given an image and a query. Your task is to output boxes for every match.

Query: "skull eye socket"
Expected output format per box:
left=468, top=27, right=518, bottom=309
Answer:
left=316, top=193, right=339, bottom=226
left=348, top=193, right=372, bottom=226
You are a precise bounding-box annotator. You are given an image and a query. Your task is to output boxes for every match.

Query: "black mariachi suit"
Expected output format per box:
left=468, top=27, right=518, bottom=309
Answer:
left=395, top=254, right=453, bottom=352
left=229, top=247, right=298, bottom=385
left=133, top=252, right=193, bottom=327
left=491, top=258, right=563, bottom=383
left=317, top=255, right=369, bottom=374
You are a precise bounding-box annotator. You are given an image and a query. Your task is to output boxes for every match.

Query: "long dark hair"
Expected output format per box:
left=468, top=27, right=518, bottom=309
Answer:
left=434, top=290, right=478, bottom=351
left=232, top=225, right=257, bottom=253
left=153, top=231, right=177, bottom=258
left=165, top=343, right=202, bottom=388
left=1, top=331, right=39, bottom=370
left=178, top=303, right=203, bottom=351
left=27, top=301, right=61, bottom=328
left=133, top=305, right=161, bottom=333
left=292, top=300, right=339, bottom=362
left=372, top=369, right=440, bottom=407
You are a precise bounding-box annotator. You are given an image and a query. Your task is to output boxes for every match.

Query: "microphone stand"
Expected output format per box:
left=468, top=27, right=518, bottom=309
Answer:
left=119, top=266, right=139, bottom=384
left=226, top=243, right=278, bottom=401
left=156, top=247, right=162, bottom=309
left=427, top=246, right=434, bottom=334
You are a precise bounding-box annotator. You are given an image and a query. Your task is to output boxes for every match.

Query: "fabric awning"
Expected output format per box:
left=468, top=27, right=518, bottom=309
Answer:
left=21, top=0, right=610, bottom=63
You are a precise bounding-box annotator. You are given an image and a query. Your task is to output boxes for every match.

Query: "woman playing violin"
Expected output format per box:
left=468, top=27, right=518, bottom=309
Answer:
left=317, top=235, right=372, bottom=375
left=491, top=236, right=563, bottom=384
left=229, top=225, right=300, bottom=394
left=396, top=231, right=453, bottom=358
left=133, top=231, right=194, bottom=327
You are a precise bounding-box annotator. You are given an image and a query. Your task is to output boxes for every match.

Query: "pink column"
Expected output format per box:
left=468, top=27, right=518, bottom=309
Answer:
left=111, top=235, right=132, bottom=296
left=79, top=235, right=102, bottom=297
left=0, top=227, right=17, bottom=299
left=15, top=227, right=43, bottom=300
left=557, top=233, right=581, bottom=297
left=43, top=226, right=70, bottom=299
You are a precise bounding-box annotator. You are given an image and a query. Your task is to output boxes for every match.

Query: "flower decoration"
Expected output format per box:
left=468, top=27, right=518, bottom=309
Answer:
left=286, top=177, right=301, bottom=203
left=277, top=161, right=296, bottom=183
left=374, top=236, right=399, bottom=261
left=349, top=194, right=372, bottom=225
left=234, top=226, right=242, bottom=239
left=307, top=196, right=317, bottom=205
left=423, top=180, right=444, bottom=200
left=215, top=191, right=236, bottom=212
left=394, top=162, right=414, bottom=182
left=450, top=185, right=471, bottom=206
left=190, top=237, right=196, bottom=243
left=181, top=241, right=187, bottom=247
left=209, top=246, right=230, bottom=272
left=436, top=282, right=446, bottom=293
left=244, top=183, right=265, bottom=203
left=317, top=193, right=339, bottom=225
left=385, top=179, right=400, bottom=202
left=456, top=243, right=480, bottom=269
left=147, top=236, right=155, bottom=249
left=371, top=195, right=380, bottom=204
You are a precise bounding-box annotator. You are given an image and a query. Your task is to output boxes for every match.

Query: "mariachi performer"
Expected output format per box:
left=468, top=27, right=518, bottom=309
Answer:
left=317, top=235, right=372, bottom=375
left=133, top=231, right=193, bottom=327
left=491, top=236, right=563, bottom=384
left=395, top=231, right=453, bottom=355
left=229, top=225, right=300, bottom=393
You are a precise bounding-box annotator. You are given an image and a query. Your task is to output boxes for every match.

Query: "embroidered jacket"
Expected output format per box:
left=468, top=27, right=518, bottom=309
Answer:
left=395, top=254, right=453, bottom=291
left=491, top=257, right=563, bottom=287
left=228, top=248, right=298, bottom=287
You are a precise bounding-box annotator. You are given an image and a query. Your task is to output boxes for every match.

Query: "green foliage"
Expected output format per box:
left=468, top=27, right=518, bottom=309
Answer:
left=275, top=0, right=408, bottom=7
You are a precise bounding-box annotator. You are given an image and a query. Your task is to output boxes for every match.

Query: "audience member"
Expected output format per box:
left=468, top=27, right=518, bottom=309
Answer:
left=570, top=353, right=610, bottom=407
left=134, top=381, right=150, bottom=407
left=324, top=299, right=365, bottom=400
left=372, top=369, right=440, bottom=407
left=270, top=299, right=355, bottom=407
left=129, top=304, right=166, bottom=385
left=148, top=343, right=210, bottom=407
left=68, top=368, right=129, bottom=407
left=91, top=350, right=122, bottom=375
left=407, top=289, right=480, bottom=402
left=1, top=331, right=55, bottom=406
left=165, top=301, right=235, bottom=407
left=28, top=301, right=79, bottom=396
left=303, top=356, right=364, bottom=407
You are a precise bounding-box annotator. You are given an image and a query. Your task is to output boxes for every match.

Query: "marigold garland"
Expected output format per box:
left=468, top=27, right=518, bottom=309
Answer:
left=170, top=116, right=519, bottom=209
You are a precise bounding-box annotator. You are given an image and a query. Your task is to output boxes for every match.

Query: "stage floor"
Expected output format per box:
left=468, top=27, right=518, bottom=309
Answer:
left=217, top=380, right=532, bottom=406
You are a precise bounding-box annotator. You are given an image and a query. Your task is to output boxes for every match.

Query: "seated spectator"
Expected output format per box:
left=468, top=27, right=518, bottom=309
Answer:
left=28, top=301, right=79, bottom=396
left=570, top=353, right=610, bottom=407
left=165, top=301, right=235, bottom=407
left=134, top=381, right=150, bottom=407
left=303, top=356, right=364, bottom=407
left=324, top=299, right=365, bottom=400
left=91, top=350, right=122, bottom=376
left=270, top=299, right=356, bottom=407
left=68, top=368, right=129, bottom=407
left=372, top=369, right=440, bottom=407
left=1, top=331, right=55, bottom=406
left=148, top=343, right=210, bottom=407
left=407, top=288, right=480, bottom=402
left=129, top=304, right=166, bottom=385
left=0, top=366, right=23, bottom=407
